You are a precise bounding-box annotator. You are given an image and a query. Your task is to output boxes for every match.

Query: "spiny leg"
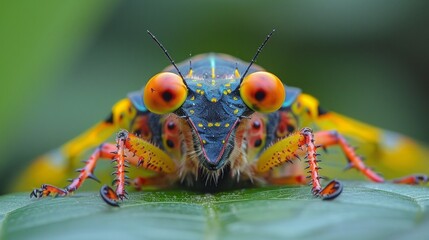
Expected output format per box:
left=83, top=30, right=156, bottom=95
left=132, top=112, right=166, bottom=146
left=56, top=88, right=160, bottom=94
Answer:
left=32, top=130, right=177, bottom=206
left=314, top=130, right=428, bottom=184
left=101, top=130, right=177, bottom=206
left=31, top=143, right=117, bottom=198
left=254, top=128, right=343, bottom=200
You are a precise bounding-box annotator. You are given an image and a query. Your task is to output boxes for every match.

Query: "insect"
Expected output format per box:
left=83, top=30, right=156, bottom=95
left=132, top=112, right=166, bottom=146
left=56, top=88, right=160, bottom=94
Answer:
left=26, top=30, right=428, bottom=206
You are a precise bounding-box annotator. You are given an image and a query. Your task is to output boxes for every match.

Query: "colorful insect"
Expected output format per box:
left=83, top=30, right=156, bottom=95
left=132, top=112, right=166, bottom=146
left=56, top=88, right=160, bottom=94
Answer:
left=24, top=30, right=428, bottom=206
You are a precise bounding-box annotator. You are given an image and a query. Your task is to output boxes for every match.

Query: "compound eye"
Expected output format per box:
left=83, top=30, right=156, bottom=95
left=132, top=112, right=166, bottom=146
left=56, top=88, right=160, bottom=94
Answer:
left=143, top=72, right=187, bottom=114
left=240, top=71, right=285, bottom=113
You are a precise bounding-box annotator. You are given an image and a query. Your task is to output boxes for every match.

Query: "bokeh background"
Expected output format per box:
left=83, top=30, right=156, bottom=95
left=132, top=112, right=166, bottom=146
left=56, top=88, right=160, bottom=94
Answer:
left=1, top=0, right=428, bottom=194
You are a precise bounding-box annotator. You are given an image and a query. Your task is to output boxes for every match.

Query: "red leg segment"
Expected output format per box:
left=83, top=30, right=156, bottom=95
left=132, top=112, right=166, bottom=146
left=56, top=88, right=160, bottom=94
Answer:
left=301, top=129, right=343, bottom=199
left=314, top=130, right=428, bottom=185
left=315, top=130, right=384, bottom=182
left=255, top=128, right=343, bottom=199
left=31, top=143, right=117, bottom=198
left=111, top=131, right=129, bottom=200
left=133, top=175, right=170, bottom=191
left=32, top=129, right=177, bottom=206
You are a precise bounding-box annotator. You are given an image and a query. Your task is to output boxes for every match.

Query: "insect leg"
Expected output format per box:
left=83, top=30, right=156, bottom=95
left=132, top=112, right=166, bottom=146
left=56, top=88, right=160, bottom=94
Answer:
left=101, top=130, right=177, bottom=206
left=314, top=130, right=429, bottom=185
left=132, top=175, right=170, bottom=191
left=30, top=143, right=117, bottom=198
left=254, top=128, right=343, bottom=199
left=314, top=130, right=385, bottom=182
left=391, top=175, right=428, bottom=184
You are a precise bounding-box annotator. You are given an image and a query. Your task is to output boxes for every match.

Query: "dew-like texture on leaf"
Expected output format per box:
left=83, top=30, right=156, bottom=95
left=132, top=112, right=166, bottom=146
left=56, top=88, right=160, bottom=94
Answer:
left=0, top=182, right=428, bottom=240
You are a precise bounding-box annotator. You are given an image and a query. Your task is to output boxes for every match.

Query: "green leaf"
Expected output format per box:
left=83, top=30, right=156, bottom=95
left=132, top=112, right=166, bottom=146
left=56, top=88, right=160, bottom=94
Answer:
left=0, top=182, right=428, bottom=240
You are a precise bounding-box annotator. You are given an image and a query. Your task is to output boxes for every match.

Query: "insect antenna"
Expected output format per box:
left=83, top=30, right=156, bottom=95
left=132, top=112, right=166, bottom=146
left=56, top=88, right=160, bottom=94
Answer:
left=147, top=30, right=189, bottom=88
left=239, top=29, right=276, bottom=84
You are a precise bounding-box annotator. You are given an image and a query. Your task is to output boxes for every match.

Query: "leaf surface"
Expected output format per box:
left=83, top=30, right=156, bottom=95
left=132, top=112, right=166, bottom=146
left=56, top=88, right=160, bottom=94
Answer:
left=1, top=182, right=428, bottom=240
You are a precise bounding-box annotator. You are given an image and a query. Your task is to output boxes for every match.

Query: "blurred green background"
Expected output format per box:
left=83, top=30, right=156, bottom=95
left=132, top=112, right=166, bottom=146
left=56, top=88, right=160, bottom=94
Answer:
left=0, top=0, right=428, bottom=194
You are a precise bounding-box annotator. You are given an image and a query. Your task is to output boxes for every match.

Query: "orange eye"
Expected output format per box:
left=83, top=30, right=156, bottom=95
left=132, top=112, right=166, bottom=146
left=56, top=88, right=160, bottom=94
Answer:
left=240, top=71, right=285, bottom=113
left=143, top=72, right=187, bottom=114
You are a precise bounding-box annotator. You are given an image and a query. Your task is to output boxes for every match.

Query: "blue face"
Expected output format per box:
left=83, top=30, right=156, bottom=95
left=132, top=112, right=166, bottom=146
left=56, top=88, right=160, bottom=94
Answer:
left=164, top=53, right=264, bottom=170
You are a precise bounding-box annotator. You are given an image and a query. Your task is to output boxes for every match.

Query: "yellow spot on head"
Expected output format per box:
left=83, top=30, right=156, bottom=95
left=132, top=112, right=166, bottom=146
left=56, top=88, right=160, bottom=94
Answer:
left=211, top=80, right=216, bottom=86
left=224, top=83, right=231, bottom=87
left=196, top=83, right=202, bottom=87
left=234, top=69, right=240, bottom=78
left=191, top=95, right=195, bottom=101
left=214, top=122, right=220, bottom=127
left=202, top=139, right=207, bottom=144
left=222, top=140, right=225, bottom=144
left=234, top=109, right=239, bottom=115
left=187, top=69, right=193, bottom=78
left=225, top=123, right=230, bottom=128
left=196, top=89, right=201, bottom=94
left=223, top=90, right=228, bottom=95
left=208, top=123, right=214, bottom=127
left=189, top=109, right=195, bottom=114
left=211, top=98, right=217, bottom=103
left=227, top=89, right=232, bottom=94
left=233, top=96, right=238, bottom=101
left=200, top=90, right=205, bottom=95
left=211, top=68, right=215, bottom=79
left=198, top=123, right=203, bottom=128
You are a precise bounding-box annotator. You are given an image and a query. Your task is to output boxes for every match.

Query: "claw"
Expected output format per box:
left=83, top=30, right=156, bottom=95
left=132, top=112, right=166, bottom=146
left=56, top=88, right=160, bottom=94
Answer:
left=100, top=185, right=120, bottom=207
left=318, top=180, right=343, bottom=200
left=30, top=184, right=68, bottom=198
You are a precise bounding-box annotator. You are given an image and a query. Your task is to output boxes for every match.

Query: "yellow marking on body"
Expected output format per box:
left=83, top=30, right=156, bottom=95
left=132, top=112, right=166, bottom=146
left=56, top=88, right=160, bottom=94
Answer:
left=234, top=109, right=239, bottom=115
left=13, top=98, right=137, bottom=191
left=202, top=139, right=207, bottom=144
left=196, top=89, right=201, bottom=94
left=223, top=90, right=228, bottom=95
left=234, top=69, right=240, bottom=78
left=225, top=123, right=230, bottom=128
left=222, top=140, right=225, bottom=144
left=224, top=83, right=231, bottom=87
left=227, top=89, right=232, bottom=94
left=190, top=95, right=195, bottom=101
left=196, top=83, right=202, bottom=87
left=64, top=98, right=135, bottom=159
left=233, top=96, right=238, bottom=101
left=189, top=109, right=195, bottom=114
left=208, top=123, right=214, bottom=127
left=198, top=123, right=204, bottom=128
left=211, top=67, right=215, bottom=79
left=256, top=132, right=303, bottom=173
left=200, top=90, right=205, bottom=95
left=211, top=98, right=217, bottom=103
left=214, top=122, right=221, bottom=127
left=186, top=69, right=193, bottom=78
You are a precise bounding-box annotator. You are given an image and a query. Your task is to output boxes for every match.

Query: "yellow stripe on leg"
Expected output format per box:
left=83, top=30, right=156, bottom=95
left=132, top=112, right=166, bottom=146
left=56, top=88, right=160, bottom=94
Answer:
left=255, top=132, right=304, bottom=173
left=125, top=132, right=177, bottom=174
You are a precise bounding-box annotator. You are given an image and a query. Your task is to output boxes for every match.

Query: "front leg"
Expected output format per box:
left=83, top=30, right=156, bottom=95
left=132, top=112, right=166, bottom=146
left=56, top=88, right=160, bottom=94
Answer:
left=31, top=130, right=177, bottom=206
left=254, top=128, right=343, bottom=200
left=101, top=130, right=177, bottom=206
left=31, top=143, right=117, bottom=198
